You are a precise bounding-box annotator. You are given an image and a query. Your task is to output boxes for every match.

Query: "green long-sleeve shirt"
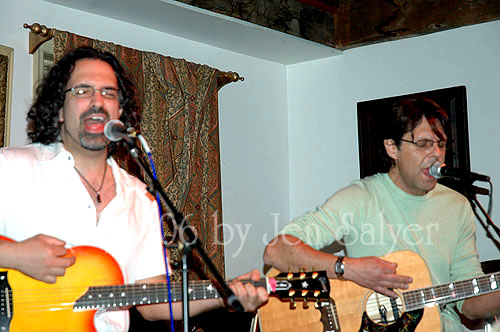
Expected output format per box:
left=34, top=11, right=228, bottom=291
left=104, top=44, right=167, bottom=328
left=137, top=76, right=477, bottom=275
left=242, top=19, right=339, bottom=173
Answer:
left=280, top=173, right=483, bottom=331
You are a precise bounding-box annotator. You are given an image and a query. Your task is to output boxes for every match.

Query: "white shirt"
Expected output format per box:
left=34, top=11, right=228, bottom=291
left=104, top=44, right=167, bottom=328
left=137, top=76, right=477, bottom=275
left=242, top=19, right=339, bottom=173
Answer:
left=0, top=143, right=167, bottom=331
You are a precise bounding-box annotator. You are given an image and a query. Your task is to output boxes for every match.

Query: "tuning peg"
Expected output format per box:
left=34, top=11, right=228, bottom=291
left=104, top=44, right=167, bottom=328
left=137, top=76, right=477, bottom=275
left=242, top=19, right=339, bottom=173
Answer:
left=303, top=298, right=309, bottom=309
left=290, top=299, right=296, bottom=309
left=312, top=271, right=319, bottom=279
left=301, top=290, right=308, bottom=297
left=288, top=290, right=296, bottom=297
left=300, top=272, right=306, bottom=280
left=314, top=290, right=320, bottom=297
left=287, top=271, right=293, bottom=280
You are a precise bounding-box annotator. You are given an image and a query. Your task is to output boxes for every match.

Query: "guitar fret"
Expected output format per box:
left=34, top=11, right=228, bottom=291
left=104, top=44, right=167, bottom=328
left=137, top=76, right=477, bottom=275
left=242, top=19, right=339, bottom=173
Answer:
left=68, top=271, right=328, bottom=314
left=403, top=272, right=500, bottom=312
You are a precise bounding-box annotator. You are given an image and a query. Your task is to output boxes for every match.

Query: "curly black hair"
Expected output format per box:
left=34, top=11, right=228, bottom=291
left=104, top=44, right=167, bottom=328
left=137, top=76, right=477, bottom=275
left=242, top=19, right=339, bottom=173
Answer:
left=379, top=95, right=449, bottom=172
left=27, top=46, right=139, bottom=155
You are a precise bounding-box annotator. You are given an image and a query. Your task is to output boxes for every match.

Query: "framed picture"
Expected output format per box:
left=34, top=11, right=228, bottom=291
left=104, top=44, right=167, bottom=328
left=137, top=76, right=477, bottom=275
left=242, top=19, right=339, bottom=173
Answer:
left=0, top=45, right=14, bottom=147
left=33, top=39, right=54, bottom=93
left=357, top=86, right=470, bottom=192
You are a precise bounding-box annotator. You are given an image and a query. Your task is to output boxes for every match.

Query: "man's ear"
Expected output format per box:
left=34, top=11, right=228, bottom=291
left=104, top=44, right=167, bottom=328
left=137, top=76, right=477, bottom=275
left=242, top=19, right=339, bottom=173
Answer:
left=384, top=139, right=399, bottom=160
left=58, top=108, right=64, bottom=123
left=119, top=108, right=123, bottom=116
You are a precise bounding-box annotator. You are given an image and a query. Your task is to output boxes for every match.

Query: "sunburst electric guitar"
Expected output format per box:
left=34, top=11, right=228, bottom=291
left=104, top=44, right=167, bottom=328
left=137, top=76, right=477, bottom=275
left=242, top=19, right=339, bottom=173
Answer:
left=258, top=250, right=500, bottom=332
left=0, top=236, right=331, bottom=332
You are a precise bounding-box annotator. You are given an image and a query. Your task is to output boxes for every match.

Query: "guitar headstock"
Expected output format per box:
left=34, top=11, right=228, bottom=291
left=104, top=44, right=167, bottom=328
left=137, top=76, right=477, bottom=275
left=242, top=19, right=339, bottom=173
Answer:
left=268, top=271, right=330, bottom=305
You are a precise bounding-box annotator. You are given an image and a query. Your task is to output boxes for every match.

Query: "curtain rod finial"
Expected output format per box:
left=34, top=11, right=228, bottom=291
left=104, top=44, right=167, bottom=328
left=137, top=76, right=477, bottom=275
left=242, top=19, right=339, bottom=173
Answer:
left=217, top=71, right=245, bottom=89
left=227, top=71, right=245, bottom=82
left=23, top=22, right=55, bottom=54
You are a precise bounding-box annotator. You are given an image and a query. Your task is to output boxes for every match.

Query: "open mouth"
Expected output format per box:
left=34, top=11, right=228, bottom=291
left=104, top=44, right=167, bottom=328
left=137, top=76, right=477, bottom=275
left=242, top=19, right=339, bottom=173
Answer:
left=422, top=166, right=436, bottom=179
left=83, top=114, right=107, bottom=133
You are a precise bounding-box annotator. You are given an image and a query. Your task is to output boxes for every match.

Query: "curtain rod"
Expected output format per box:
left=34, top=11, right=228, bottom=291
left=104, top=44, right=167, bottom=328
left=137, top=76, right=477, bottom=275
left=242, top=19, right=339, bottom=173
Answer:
left=23, top=22, right=244, bottom=88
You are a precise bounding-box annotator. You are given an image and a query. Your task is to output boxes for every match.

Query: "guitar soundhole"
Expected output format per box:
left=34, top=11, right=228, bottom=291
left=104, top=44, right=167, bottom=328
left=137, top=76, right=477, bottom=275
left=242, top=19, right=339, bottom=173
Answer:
left=359, top=309, right=423, bottom=332
left=365, top=292, right=404, bottom=324
left=360, top=291, right=423, bottom=331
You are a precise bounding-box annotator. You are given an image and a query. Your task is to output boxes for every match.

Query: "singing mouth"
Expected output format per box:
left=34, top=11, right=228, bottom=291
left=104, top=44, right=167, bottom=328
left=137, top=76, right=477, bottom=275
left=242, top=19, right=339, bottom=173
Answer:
left=82, top=114, right=109, bottom=134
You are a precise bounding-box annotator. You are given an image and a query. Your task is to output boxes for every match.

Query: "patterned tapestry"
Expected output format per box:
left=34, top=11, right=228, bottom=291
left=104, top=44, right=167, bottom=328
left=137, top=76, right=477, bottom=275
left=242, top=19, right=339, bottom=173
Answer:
left=52, top=31, right=225, bottom=281
left=0, top=54, right=7, bottom=147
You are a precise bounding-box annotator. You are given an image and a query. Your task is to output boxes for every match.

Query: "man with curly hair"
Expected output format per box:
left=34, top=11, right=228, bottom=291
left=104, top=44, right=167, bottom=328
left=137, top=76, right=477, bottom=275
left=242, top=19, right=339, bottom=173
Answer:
left=0, top=47, right=267, bottom=331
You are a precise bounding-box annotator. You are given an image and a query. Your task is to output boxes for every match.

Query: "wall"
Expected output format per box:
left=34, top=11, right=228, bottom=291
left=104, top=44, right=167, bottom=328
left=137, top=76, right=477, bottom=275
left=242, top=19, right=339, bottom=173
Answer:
left=288, top=20, right=500, bottom=264
left=1, top=0, right=499, bottom=289
left=0, top=0, right=290, bottom=278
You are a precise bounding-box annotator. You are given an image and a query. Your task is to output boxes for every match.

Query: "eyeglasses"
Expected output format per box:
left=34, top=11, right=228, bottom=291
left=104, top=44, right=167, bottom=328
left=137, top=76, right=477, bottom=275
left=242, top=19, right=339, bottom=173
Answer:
left=400, top=138, right=447, bottom=150
left=64, top=85, right=120, bottom=100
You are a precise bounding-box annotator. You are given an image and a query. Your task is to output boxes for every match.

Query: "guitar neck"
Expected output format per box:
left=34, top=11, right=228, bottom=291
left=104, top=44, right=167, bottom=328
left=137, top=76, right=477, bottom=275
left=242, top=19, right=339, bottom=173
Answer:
left=74, top=279, right=268, bottom=310
left=403, top=271, right=500, bottom=311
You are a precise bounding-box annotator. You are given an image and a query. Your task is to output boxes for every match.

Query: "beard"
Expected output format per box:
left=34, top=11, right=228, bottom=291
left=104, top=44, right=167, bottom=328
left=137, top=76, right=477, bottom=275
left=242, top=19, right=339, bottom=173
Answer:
left=78, top=106, right=110, bottom=151
left=61, top=106, right=111, bottom=152
left=79, top=132, right=108, bottom=151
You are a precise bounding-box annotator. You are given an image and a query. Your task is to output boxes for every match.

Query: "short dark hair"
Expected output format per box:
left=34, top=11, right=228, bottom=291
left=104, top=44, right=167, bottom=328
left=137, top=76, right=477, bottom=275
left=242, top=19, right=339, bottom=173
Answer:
left=380, top=95, right=449, bottom=171
left=27, top=46, right=138, bottom=155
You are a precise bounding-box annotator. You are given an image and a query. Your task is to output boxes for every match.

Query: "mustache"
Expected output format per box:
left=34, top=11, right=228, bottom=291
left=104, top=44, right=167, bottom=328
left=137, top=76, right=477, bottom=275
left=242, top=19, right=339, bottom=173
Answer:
left=79, top=106, right=110, bottom=122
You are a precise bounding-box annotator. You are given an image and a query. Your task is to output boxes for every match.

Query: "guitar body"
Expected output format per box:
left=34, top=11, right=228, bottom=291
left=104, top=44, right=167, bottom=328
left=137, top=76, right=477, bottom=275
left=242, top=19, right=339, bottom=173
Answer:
left=0, top=242, right=124, bottom=332
left=331, top=251, right=441, bottom=332
left=259, top=251, right=443, bottom=332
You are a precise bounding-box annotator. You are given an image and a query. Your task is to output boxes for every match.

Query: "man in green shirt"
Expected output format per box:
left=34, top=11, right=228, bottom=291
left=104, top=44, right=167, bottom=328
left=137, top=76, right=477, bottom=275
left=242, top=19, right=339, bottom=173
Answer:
left=264, top=96, right=499, bottom=331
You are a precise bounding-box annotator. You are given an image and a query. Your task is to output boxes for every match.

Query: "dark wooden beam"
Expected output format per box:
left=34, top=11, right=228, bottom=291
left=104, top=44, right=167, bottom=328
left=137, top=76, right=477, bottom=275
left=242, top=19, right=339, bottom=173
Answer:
left=174, top=0, right=336, bottom=47
left=294, top=0, right=339, bottom=15
left=174, top=0, right=500, bottom=51
left=334, top=0, right=500, bottom=50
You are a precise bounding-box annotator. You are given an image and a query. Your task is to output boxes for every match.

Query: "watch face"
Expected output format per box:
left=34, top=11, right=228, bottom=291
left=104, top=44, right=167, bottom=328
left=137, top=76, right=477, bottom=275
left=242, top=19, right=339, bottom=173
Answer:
left=335, top=257, right=345, bottom=274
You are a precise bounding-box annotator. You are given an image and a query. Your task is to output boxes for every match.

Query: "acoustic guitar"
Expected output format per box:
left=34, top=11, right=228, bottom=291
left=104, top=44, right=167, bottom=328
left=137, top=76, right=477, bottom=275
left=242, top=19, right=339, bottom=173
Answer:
left=0, top=236, right=330, bottom=332
left=258, top=250, right=500, bottom=332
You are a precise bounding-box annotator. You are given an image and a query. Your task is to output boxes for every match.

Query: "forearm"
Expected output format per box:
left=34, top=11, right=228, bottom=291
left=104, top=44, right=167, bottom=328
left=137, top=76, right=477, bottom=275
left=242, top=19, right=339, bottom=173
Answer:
left=461, top=292, right=500, bottom=320
left=264, top=234, right=412, bottom=298
left=264, top=235, right=337, bottom=277
left=0, top=239, right=19, bottom=269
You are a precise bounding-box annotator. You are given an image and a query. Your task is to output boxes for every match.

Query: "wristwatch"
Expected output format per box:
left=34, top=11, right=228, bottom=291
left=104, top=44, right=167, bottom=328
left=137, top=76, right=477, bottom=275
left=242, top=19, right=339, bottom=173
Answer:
left=335, top=255, right=345, bottom=280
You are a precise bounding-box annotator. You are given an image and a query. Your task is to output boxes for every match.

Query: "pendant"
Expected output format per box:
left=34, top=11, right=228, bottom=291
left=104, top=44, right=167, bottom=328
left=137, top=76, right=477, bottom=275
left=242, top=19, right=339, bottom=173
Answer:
left=96, top=193, right=102, bottom=203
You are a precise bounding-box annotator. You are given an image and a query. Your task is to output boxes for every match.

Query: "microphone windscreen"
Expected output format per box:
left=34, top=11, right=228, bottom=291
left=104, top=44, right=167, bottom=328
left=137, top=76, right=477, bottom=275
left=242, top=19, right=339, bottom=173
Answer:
left=429, top=162, right=444, bottom=179
left=104, top=119, right=125, bottom=142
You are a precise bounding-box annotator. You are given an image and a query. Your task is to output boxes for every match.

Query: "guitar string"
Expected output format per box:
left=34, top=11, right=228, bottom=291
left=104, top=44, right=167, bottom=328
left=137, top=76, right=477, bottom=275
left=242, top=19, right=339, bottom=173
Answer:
left=6, top=285, right=492, bottom=314
left=4, top=280, right=270, bottom=311
left=8, top=274, right=497, bottom=315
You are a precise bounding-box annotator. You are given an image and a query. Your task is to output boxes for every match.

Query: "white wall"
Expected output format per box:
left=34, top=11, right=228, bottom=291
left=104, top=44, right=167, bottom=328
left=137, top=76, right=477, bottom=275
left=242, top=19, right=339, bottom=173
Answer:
left=0, top=0, right=290, bottom=278
left=288, top=20, right=500, bottom=264
left=2, top=0, right=499, bottom=283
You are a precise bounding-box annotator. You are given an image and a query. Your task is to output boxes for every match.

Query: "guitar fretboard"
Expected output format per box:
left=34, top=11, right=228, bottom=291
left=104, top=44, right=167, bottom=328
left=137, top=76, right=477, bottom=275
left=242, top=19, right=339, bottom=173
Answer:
left=403, top=272, right=499, bottom=311
left=73, top=279, right=266, bottom=310
left=74, top=279, right=268, bottom=310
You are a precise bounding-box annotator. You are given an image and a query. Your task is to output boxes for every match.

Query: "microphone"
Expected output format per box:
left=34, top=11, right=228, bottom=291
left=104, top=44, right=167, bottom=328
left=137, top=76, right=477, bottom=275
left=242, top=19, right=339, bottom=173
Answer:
left=104, top=119, right=138, bottom=142
left=429, top=162, right=490, bottom=182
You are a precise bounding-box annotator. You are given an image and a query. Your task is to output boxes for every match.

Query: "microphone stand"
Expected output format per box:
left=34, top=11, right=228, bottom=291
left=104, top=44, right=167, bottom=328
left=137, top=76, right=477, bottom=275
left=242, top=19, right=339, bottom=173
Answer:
left=124, top=140, right=244, bottom=332
left=459, top=179, right=500, bottom=252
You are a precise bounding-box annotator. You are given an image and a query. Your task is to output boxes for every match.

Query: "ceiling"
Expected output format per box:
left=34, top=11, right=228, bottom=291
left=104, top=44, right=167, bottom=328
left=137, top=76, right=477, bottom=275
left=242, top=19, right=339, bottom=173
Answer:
left=43, top=0, right=500, bottom=64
